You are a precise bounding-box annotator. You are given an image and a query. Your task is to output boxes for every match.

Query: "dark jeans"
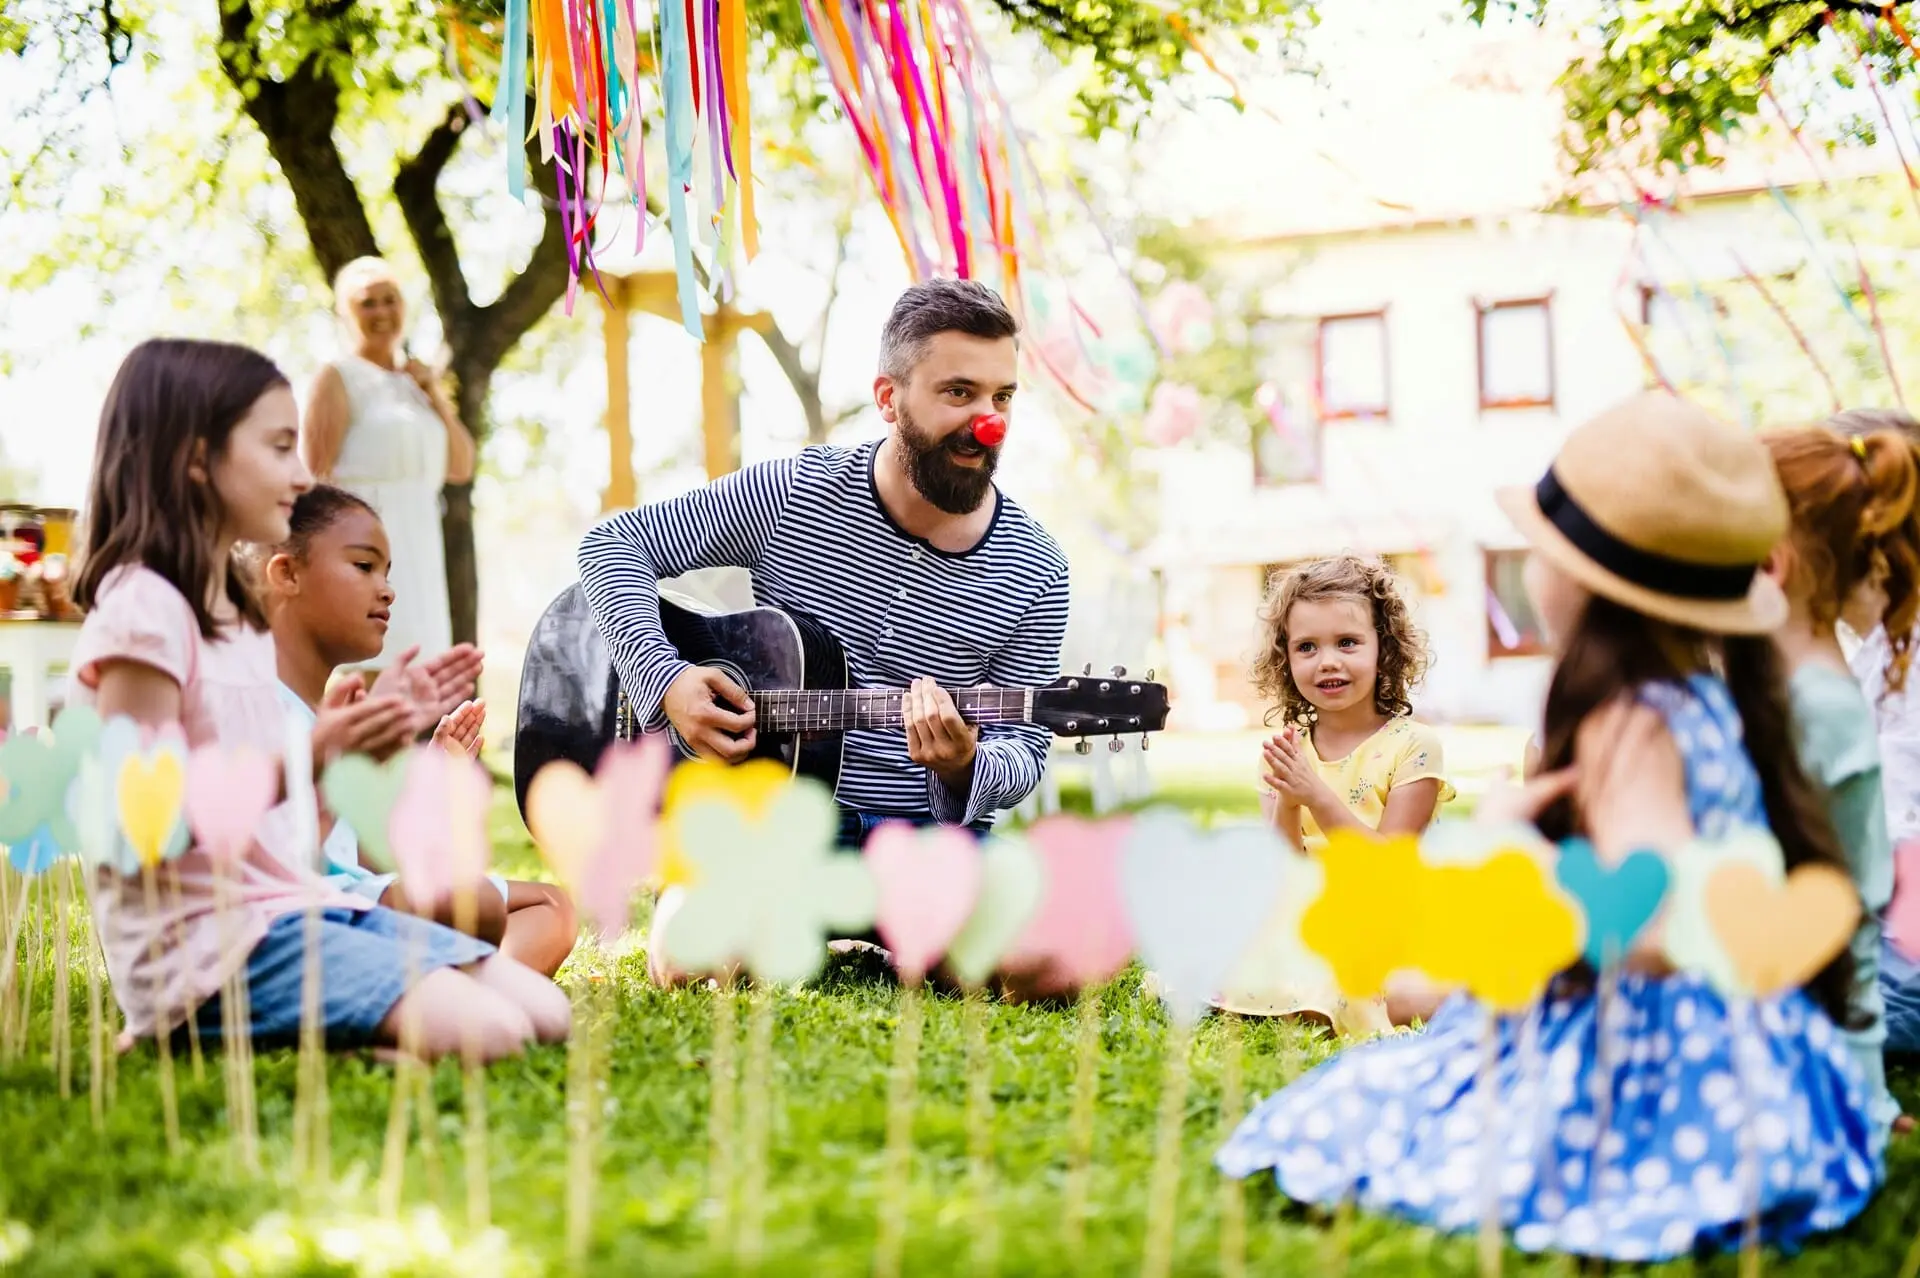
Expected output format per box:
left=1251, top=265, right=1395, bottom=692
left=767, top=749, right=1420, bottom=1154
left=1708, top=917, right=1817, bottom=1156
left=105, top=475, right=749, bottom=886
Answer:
left=833, top=808, right=990, bottom=850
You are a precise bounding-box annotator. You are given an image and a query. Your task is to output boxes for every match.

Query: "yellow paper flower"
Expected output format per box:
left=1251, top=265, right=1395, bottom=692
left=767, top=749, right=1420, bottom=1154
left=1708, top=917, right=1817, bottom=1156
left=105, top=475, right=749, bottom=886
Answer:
left=1298, top=829, right=1428, bottom=1000
left=1420, top=851, right=1581, bottom=1013
left=653, top=758, right=793, bottom=888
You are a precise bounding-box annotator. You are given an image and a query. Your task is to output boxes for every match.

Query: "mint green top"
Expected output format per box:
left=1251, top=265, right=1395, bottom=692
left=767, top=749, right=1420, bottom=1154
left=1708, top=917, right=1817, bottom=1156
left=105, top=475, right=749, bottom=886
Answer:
left=1790, top=663, right=1897, bottom=1143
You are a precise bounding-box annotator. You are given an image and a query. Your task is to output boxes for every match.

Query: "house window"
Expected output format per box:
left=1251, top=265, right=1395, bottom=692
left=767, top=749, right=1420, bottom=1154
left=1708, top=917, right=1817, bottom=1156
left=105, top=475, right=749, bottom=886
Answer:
left=1485, top=549, right=1547, bottom=658
left=1476, top=298, right=1554, bottom=410
left=1316, top=312, right=1389, bottom=420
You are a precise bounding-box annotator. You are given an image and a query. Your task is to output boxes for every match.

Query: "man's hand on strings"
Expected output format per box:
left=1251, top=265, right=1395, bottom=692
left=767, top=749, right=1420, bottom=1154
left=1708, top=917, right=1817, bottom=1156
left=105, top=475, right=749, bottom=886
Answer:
left=905, top=677, right=977, bottom=792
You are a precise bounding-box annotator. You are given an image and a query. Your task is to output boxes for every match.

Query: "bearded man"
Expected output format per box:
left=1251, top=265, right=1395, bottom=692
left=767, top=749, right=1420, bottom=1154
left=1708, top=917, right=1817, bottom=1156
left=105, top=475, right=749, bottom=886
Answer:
left=577, top=279, right=1070, bottom=845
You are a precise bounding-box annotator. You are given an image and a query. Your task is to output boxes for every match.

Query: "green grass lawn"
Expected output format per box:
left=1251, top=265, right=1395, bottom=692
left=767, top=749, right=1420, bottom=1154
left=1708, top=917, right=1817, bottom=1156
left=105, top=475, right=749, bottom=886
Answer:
left=3, top=734, right=1918, bottom=1276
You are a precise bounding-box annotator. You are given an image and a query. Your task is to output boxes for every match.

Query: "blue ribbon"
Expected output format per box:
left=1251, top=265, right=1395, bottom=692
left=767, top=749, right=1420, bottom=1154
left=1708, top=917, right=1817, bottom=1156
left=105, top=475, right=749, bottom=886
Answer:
left=493, top=0, right=530, bottom=198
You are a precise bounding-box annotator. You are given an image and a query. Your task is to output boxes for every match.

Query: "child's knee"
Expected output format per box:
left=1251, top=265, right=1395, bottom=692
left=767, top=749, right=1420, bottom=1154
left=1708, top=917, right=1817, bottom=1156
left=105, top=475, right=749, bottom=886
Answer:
left=522, top=978, right=572, bottom=1044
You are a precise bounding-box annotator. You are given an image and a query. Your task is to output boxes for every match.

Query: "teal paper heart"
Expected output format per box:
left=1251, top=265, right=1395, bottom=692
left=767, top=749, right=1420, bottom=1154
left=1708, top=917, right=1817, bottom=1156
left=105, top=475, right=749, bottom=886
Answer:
left=321, top=753, right=411, bottom=872
left=1555, top=838, right=1670, bottom=969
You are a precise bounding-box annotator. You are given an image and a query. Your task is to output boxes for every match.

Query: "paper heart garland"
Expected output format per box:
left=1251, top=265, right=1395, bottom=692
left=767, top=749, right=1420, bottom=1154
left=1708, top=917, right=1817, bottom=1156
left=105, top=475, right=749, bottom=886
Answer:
left=659, top=777, right=877, bottom=984
left=944, top=832, right=1047, bottom=989
left=0, top=730, right=70, bottom=849
left=1000, top=815, right=1135, bottom=989
left=1121, top=811, right=1284, bottom=1026
left=6, top=825, right=59, bottom=875
left=576, top=736, right=671, bottom=940
left=1887, top=839, right=1920, bottom=961
left=525, top=760, right=606, bottom=889
left=1705, top=861, right=1860, bottom=1000
left=390, top=747, right=492, bottom=911
left=184, top=744, right=278, bottom=865
left=864, top=822, right=984, bottom=984
left=321, top=752, right=412, bottom=872
left=1554, top=839, right=1669, bottom=969
left=97, top=718, right=190, bottom=870
left=1662, top=831, right=1786, bottom=994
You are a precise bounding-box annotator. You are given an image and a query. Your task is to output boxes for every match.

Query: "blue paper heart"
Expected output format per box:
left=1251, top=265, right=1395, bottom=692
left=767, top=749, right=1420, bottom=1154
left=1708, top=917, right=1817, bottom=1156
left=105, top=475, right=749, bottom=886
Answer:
left=7, top=823, right=61, bottom=876
left=1555, top=838, right=1670, bottom=968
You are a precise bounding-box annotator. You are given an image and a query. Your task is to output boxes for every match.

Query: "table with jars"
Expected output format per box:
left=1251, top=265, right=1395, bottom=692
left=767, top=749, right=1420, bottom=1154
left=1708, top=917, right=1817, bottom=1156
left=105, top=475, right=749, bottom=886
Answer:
left=0, top=505, right=81, bottom=734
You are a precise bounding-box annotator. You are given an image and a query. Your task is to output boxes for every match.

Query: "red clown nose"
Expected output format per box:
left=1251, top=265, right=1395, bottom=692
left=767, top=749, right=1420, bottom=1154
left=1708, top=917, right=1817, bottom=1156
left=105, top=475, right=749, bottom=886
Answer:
left=970, top=413, right=1007, bottom=448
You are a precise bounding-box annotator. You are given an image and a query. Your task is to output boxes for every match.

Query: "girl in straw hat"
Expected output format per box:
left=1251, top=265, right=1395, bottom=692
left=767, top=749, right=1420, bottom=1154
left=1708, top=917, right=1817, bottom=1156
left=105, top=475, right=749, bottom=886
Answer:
left=1762, top=420, right=1920, bottom=1147
left=1218, top=393, right=1879, bottom=1262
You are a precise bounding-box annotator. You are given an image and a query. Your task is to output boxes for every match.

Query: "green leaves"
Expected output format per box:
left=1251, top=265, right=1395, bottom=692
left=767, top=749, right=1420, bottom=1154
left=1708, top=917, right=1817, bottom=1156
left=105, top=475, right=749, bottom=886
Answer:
left=1463, top=1, right=1920, bottom=175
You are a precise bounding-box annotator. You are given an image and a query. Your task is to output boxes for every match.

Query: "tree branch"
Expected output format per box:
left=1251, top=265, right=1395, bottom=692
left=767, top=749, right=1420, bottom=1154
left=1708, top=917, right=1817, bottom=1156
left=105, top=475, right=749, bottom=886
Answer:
left=756, top=321, right=829, bottom=444
left=214, top=0, right=378, bottom=282
left=394, top=101, right=479, bottom=341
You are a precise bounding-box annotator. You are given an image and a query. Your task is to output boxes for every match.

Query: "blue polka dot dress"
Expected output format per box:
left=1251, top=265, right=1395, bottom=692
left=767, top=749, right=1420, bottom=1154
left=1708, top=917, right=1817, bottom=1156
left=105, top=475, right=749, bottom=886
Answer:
left=1217, top=676, right=1883, bottom=1262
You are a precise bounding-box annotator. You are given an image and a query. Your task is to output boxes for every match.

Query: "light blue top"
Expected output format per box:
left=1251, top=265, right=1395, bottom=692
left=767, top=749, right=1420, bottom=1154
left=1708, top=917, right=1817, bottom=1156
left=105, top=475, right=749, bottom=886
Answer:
left=1790, top=662, right=1898, bottom=1143
left=276, top=682, right=373, bottom=888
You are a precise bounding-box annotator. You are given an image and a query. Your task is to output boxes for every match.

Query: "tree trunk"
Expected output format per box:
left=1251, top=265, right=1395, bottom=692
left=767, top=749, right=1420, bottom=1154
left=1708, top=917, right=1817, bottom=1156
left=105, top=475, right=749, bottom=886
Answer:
left=442, top=366, right=490, bottom=647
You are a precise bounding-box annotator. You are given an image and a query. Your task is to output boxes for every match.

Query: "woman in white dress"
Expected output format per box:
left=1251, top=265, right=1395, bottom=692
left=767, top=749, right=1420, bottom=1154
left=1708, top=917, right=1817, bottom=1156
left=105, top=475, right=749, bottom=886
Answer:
left=302, top=257, right=476, bottom=665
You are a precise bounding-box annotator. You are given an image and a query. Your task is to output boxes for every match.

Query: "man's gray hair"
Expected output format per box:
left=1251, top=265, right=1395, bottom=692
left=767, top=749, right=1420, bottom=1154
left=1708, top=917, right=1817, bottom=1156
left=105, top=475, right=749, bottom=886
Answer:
left=878, top=279, right=1020, bottom=381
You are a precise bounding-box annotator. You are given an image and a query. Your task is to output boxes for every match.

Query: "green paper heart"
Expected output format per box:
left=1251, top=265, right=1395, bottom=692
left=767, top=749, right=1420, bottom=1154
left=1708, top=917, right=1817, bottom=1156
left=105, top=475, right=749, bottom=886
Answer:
left=0, top=733, right=69, bottom=847
left=946, top=832, right=1047, bottom=989
left=321, top=753, right=411, bottom=872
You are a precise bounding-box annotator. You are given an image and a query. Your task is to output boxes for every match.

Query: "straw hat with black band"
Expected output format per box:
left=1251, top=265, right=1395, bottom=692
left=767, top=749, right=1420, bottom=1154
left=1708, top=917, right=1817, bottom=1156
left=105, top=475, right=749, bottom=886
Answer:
left=1495, top=392, right=1789, bottom=636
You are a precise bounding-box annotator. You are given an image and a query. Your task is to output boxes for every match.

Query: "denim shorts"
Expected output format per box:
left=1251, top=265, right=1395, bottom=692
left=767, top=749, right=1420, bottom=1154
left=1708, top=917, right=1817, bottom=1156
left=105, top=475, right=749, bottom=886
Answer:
left=1884, top=936, right=1920, bottom=1055
left=192, top=906, right=496, bottom=1049
left=834, top=808, right=991, bottom=849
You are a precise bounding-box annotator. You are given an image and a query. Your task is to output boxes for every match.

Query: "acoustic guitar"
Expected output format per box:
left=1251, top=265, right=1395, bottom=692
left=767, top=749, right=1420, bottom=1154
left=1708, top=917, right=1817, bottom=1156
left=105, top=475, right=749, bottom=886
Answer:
left=512, top=582, right=1171, bottom=820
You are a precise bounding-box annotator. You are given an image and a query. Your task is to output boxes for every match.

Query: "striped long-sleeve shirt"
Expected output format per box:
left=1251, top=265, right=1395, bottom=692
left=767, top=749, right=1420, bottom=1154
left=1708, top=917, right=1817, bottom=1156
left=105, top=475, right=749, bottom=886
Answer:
left=576, top=441, right=1071, bottom=826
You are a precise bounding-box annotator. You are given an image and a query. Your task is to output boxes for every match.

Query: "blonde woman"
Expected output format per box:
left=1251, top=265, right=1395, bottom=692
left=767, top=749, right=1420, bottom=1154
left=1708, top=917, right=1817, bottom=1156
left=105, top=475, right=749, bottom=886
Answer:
left=302, top=257, right=475, bottom=664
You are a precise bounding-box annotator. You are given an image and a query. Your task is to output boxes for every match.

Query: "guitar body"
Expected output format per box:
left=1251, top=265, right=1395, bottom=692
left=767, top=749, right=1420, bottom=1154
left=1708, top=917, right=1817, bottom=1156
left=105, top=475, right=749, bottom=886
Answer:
left=656, top=595, right=848, bottom=791
left=512, top=582, right=849, bottom=822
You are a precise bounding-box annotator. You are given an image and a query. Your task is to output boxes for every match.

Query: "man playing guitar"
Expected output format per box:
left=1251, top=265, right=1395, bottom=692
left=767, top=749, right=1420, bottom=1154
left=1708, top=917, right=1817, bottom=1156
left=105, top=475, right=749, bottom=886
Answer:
left=577, top=279, right=1069, bottom=845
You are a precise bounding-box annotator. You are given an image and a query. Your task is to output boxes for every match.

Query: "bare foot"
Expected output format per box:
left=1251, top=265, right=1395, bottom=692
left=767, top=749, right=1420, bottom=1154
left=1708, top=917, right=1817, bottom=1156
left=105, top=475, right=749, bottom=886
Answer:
left=1895, top=1114, right=1915, bottom=1139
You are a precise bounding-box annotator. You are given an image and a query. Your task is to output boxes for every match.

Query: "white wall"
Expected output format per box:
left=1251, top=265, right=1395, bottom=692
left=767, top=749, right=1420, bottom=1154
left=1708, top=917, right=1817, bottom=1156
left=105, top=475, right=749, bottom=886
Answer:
left=1155, top=204, right=1778, bottom=728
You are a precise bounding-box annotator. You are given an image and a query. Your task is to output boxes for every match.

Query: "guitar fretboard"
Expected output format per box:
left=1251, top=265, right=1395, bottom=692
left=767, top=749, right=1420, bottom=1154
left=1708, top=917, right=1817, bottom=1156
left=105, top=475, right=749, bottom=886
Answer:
left=753, top=686, right=1032, bottom=733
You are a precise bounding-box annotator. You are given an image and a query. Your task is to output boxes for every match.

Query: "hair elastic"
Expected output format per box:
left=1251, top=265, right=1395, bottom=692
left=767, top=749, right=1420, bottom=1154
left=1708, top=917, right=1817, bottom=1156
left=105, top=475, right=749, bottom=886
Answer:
left=1852, top=435, right=1870, bottom=463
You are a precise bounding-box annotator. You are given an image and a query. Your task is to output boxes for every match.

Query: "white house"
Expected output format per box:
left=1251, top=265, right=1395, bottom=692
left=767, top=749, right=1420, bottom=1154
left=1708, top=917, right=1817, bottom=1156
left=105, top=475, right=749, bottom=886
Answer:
left=1141, top=32, right=1900, bottom=729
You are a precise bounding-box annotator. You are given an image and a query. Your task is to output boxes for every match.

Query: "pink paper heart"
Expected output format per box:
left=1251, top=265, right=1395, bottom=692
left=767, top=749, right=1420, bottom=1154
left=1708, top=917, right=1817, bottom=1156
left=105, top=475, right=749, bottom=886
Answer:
left=1888, top=838, right=1920, bottom=961
left=184, top=744, right=278, bottom=865
left=864, top=822, right=985, bottom=983
left=389, top=746, right=492, bottom=911
left=1002, top=815, right=1135, bottom=987
left=579, top=736, right=672, bottom=940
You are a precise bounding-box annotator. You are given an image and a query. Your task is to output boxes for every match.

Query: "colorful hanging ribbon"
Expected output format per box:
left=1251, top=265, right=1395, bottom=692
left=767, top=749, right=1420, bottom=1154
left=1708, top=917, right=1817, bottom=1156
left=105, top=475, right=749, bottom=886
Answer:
left=500, top=0, right=754, bottom=334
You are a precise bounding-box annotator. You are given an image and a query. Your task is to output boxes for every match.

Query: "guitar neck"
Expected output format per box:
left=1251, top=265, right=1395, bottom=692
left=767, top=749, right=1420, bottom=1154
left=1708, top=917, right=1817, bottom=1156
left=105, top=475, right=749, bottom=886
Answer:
left=754, top=686, right=1034, bottom=733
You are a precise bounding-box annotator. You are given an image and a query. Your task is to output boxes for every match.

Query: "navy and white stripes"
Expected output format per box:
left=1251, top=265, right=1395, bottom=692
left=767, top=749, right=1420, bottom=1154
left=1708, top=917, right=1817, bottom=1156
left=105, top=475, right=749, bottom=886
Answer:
left=577, top=441, right=1070, bottom=826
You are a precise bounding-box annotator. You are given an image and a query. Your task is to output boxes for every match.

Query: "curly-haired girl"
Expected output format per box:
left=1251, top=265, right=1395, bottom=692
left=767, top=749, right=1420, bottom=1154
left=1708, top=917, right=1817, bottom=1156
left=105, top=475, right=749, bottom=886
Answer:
left=1218, top=555, right=1452, bottom=1031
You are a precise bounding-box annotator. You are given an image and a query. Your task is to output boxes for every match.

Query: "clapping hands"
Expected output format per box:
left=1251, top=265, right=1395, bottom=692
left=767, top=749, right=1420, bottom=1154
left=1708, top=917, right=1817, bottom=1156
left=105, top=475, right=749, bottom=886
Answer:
left=366, top=643, right=485, bottom=733
left=1261, top=727, right=1321, bottom=809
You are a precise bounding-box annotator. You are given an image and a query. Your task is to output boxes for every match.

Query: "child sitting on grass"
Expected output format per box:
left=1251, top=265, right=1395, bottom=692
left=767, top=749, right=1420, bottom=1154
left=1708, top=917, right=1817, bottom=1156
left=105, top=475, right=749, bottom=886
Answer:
left=1217, top=554, right=1452, bottom=1032
left=260, top=484, right=578, bottom=978
left=70, top=338, right=566, bottom=1060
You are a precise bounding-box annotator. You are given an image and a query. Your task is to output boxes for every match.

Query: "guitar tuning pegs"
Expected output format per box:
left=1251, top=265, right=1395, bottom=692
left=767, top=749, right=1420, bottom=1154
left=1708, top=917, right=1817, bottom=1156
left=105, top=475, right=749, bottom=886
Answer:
left=1146, top=668, right=1155, bottom=681
left=1083, top=662, right=1093, bottom=676
left=1107, top=738, right=1124, bottom=753
left=1074, top=739, right=1091, bottom=755
left=1140, top=734, right=1151, bottom=752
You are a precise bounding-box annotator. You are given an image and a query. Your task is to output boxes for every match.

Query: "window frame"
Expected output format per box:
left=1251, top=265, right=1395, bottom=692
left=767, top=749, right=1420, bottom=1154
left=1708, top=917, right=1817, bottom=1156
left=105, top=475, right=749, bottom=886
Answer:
left=1314, top=310, right=1391, bottom=422
left=1484, top=548, right=1549, bottom=660
left=1475, top=296, right=1556, bottom=412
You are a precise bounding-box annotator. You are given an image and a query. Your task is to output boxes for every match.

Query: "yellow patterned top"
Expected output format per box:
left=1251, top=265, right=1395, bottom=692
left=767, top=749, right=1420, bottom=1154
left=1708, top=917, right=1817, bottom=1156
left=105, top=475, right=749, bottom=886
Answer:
left=1295, top=716, right=1456, bottom=851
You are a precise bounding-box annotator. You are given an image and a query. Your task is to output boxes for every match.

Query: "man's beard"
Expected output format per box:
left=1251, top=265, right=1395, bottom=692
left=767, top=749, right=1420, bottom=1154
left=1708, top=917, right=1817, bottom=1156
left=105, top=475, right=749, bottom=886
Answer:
left=898, top=403, right=999, bottom=515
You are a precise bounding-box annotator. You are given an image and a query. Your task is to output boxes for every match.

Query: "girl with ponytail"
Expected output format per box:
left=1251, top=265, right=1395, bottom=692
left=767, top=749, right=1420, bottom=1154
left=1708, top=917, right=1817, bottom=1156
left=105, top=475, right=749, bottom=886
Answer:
left=1763, top=416, right=1920, bottom=1143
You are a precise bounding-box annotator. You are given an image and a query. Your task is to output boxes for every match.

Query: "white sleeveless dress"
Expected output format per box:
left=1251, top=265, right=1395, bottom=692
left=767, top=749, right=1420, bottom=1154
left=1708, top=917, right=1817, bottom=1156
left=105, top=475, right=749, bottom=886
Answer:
left=328, top=355, right=452, bottom=664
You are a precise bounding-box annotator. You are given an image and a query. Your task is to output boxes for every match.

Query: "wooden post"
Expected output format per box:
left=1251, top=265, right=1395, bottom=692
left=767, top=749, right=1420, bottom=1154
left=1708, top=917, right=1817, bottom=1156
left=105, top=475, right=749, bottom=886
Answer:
left=701, top=303, right=741, bottom=480
left=601, top=277, right=635, bottom=512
